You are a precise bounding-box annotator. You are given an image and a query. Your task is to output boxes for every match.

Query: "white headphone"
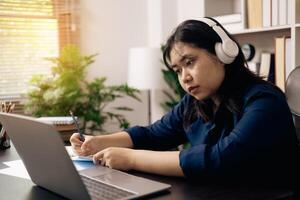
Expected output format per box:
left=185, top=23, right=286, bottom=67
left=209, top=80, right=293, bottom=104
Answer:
left=199, top=18, right=239, bottom=64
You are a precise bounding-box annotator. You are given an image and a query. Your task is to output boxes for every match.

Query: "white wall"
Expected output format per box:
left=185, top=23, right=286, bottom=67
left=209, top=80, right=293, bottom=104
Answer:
left=177, top=0, right=205, bottom=23
left=80, top=0, right=148, bottom=84
left=79, top=0, right=179, bottom=132
left=161, top=0, right=179, bottom=42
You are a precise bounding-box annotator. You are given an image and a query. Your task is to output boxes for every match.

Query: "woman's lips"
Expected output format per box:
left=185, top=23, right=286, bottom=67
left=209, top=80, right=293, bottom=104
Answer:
left=188, top=86, right=199, bottom=93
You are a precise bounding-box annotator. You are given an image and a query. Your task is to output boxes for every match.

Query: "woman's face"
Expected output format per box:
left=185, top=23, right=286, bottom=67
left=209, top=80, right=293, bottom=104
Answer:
left=170, top=42, right=225, bottom=101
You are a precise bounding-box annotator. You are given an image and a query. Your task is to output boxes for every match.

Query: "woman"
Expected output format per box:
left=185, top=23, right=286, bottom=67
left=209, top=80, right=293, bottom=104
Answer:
left=70, top=18, right=299, bottom=184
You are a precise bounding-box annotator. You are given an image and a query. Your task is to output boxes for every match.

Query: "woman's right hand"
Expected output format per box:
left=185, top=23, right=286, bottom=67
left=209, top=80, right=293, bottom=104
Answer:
left=70, top=133, right=102, bottom=156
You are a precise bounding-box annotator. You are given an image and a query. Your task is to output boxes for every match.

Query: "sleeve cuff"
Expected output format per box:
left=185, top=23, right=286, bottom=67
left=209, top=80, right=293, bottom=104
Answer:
left=179, top=144, right=207, bottom=179
left=124, top=126, right=148, bottom=149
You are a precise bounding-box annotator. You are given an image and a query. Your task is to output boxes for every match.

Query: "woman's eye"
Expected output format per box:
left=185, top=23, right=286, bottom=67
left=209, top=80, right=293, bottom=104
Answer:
left=185, top=59, right=193, bottom=66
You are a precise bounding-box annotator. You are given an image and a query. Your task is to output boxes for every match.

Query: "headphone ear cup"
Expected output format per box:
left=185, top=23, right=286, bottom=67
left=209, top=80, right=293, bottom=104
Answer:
left=215, top=42, right=235, bottom=64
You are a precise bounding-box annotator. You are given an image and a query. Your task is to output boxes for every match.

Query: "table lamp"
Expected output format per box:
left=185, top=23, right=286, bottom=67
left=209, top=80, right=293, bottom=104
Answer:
left=128, top=47, right=166, bottom=124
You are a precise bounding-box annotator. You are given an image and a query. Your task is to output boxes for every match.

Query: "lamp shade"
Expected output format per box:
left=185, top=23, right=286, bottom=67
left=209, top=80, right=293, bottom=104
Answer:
left=128, top=47, right=166, bottom=90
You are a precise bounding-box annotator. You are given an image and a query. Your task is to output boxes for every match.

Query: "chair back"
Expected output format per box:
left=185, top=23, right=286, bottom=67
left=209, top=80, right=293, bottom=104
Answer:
left=286, top=66, right=300, bottom=142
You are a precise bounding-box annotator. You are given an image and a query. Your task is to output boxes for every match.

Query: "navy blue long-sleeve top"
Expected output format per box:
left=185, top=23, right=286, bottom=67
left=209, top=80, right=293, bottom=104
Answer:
left=126, top=83, right=300, bottom=183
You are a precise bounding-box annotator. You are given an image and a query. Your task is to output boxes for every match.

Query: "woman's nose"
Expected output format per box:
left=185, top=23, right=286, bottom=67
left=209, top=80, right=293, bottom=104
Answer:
left=182, top=70, right=192, bottom=83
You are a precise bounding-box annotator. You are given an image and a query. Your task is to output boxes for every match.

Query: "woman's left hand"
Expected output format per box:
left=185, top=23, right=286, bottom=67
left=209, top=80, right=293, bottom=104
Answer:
left=92, top=147, right=135, bottom=171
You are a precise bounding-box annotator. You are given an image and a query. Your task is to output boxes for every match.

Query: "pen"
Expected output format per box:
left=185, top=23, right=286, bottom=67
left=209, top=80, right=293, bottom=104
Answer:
left=69, top=111, right=85, bottom=141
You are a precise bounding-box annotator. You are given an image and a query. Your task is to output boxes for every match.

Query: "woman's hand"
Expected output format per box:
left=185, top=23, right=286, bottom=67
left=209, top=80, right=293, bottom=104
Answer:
left=70, top=131, right=134, bottom=157
left=70, top=133, right=101, bottom=156
left=93, top=147, right=135, bottom=171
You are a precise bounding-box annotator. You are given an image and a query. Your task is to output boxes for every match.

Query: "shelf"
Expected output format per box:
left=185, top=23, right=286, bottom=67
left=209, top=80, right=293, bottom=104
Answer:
left=230, top=25, right=291, bottom=35
left=201, top=0, right=300, bottom=69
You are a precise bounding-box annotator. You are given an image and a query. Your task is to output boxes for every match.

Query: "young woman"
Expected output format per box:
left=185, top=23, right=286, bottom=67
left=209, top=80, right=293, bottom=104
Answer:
left=70, top=18, right=299, bottom=184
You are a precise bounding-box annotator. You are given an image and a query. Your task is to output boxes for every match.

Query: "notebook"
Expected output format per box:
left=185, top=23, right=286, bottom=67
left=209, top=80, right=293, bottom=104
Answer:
left=37, top=116, right=75, bottom=125
left=0, top=113, right=171, bottom=200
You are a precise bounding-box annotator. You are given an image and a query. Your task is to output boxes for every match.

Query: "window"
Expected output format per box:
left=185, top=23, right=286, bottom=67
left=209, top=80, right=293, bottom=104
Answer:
left=0, top=0, right=79, bottom=99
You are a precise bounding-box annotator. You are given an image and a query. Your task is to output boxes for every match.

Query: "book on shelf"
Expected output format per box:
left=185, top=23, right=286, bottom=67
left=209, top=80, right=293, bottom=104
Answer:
left=223, top=22, right=244, bottom=33
left=247, top=0, right=263, bottom=29
left=271, top=0, right=289, bottom=27
left=287, top=0, right=292, bottom=25
left=278, top=0, right=287, bottom=25
left=285, top=37, right=292, bottom=80
left=275, top=36, right=291, bottom=92
left=247, top=62, right=260, bottom=75
left=213, top=13, right=242, bottom=24
left=212, top=14, right=243, bottom=32
left=263, top=0, right=271, bottom=27
left=260, top=52, right=275, bottom=83
left=247, top=0, right=290, bottom=28
left=271, top=0, right=279, bottom=26
left=267, top=54, right=275, bottom=84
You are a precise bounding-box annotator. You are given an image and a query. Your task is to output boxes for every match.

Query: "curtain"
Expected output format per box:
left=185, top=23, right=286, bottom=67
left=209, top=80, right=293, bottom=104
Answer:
left=0, top=0, right=80, bottom=100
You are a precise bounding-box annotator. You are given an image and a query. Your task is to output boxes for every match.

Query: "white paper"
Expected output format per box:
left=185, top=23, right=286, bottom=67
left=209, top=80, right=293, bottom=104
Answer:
left=65, top=146, right=93, bottom=162
left=0, top=148, right=94, bottom=180
left=65, top=145, right=77, bottom=157
left=0, top=160, right=31, bottom=180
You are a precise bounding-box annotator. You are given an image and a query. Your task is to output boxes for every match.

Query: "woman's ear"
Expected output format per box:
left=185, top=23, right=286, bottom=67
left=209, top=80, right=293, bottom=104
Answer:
left=208, top=51, right=225, bottom=67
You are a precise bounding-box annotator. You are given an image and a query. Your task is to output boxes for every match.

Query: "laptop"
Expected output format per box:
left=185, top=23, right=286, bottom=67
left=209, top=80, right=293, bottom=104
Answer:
left=0, top=113, right=171, bottom=200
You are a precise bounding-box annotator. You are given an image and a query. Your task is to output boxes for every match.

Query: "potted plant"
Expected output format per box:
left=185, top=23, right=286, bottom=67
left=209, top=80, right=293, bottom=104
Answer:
left=25, top=45, right=140, bottom=134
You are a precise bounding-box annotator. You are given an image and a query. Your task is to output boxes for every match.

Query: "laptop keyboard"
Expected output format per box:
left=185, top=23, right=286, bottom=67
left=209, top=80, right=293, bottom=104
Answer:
left=80, top=174, right=136, bottom=200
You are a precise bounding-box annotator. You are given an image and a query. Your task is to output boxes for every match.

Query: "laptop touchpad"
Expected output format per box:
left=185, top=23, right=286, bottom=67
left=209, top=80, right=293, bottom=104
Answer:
left=93, top=171, right=149, bottom=193
left=94, top=171, right=137, bottom=184
left=79, top=165, right=113, bottom=177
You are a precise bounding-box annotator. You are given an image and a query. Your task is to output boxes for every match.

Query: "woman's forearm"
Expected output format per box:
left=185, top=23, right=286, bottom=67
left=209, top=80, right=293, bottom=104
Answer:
left=131, top=150, right=185, bottom=177
left=94, top=131, right=134, bottom=149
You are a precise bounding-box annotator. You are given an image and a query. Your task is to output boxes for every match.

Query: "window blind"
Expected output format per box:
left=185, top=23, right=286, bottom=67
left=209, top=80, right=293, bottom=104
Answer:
left=0, top=0, right=80, bottom=99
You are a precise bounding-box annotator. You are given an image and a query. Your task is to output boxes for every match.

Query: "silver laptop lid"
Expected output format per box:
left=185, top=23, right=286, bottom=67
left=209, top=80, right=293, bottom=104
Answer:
left=0, top=112, right=90, bottom=200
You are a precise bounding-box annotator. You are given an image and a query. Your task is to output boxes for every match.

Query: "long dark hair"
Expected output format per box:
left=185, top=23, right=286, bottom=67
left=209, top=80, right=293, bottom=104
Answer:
left=163, top=18, right=267, bottom=129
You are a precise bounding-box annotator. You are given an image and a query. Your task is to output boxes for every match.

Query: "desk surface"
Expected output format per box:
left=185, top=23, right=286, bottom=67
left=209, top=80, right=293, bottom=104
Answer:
left=0, top=146, right=296, bottom=200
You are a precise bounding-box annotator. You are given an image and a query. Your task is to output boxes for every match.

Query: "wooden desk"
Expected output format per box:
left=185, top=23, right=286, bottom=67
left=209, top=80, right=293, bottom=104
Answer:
left=0, top=146, right=296, bottom=200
